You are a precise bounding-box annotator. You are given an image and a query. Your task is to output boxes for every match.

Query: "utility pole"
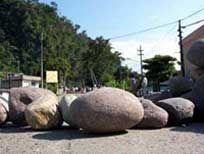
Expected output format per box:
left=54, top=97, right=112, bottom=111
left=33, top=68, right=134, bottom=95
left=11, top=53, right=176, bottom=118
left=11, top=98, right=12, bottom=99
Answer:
left=17, top=60, right=20, bottom=73
left=178, top=20, right=185, bottom=77
left=138, top=45, right=144, bottom=76
left=41, top=32, right=44, bottom=88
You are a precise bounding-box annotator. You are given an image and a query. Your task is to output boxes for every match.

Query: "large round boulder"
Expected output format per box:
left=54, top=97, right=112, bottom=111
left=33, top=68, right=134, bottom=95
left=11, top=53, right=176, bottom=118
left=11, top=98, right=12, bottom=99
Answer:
left=137, top=98, right=168, bottom=129
left=25, top=93, right=63, bottom=130
left=190, top=77, right=204, bottom=121
left=191, top=67, right=204, bottom=80
left=156, top=98, right=194, bottom=125
left=181, top=91, right=193, bottom=101
left=69, top=87, right=144, bottom=133
left=9, top=88, right=54, bottom=125
left=59, top=94, right=78, bottom=127
left=187, top=39, right=204, bottom=67
left=169, top=76, right=193, bottom=97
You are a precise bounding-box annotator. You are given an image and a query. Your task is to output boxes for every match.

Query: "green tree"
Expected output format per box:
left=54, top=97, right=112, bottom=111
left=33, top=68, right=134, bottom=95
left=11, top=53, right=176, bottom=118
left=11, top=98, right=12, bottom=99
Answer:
left=79, top=37, right=124, bottom=86
left=0, top=0, right=134, bottom=90
left=143, top=55, right=177, bottom=91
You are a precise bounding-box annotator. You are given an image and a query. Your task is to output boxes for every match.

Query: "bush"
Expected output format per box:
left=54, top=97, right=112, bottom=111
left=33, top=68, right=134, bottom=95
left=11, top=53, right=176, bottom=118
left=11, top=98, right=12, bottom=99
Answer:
left=119, top=80, right=130, bottom=91
left=47, top=83, right=57, bottom=93
left=104, top=79, right=119, bottom=88
left=0, top=72, right=4, bottom=78
left=104, top=79, right=130, bottom=91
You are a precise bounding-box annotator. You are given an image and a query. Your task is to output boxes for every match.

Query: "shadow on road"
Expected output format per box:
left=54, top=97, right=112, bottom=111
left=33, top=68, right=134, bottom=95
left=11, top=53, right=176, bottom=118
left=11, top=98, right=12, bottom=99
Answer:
left=32, top=127, right=128, bottom=141
left=0, top=122, right=33, bottom=133
left=169, top=123, right=204, bottom=134
left=0, top=122, right=128, bottom=140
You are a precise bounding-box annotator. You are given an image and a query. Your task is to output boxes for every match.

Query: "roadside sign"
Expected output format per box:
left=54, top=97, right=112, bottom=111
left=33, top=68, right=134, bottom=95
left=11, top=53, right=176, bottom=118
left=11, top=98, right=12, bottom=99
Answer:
left=46, top=71, right=58, bottom=83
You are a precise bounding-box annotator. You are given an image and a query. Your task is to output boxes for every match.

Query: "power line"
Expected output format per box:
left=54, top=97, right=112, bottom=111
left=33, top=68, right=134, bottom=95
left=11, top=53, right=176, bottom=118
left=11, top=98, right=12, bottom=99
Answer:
left=182, top=19, right=204, bottom=28
left=150, top=19, right=204, bottom=62
left=177, top=17, right=204, bottom=77
left=109, top=7, right=204, bottom=40
left=180, top=7, right=204, bottom=21
left=109, top=21, right=177, bottom=40
left=151, top=23, right=177, bottom=51
left=178, top=18, right=204, bottom=77
left=125, top=58, right=139, bottom=62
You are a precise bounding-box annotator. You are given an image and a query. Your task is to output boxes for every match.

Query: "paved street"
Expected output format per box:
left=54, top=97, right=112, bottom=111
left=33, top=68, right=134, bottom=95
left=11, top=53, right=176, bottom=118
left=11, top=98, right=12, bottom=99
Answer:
left=1, top=123, right=204, bottom=154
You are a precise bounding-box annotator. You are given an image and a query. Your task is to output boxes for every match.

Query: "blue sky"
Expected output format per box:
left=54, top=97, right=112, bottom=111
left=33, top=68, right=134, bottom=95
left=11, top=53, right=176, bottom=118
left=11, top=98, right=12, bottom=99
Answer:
left=39, top=0, right=204, bottom=71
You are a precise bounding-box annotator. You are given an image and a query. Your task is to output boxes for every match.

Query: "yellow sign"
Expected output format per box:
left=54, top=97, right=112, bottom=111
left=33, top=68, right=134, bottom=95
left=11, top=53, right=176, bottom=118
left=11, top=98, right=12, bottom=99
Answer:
left=46, top=71, right=58, bottom=83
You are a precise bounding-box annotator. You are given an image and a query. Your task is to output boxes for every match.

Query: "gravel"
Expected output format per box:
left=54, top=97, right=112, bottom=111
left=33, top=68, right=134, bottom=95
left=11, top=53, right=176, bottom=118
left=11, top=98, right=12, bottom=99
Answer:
left=1, top=122, right=204, bottom=154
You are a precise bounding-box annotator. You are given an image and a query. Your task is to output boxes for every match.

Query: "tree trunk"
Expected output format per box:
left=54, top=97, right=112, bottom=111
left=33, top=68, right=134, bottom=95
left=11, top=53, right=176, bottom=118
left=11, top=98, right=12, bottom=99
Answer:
left=156, top=80, right=160, bottom=92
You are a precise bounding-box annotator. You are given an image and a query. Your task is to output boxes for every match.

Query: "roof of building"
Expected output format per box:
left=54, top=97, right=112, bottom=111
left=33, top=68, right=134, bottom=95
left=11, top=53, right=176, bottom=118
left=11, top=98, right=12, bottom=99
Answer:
left=22, top=75, right=41, bottom=81
left=183, top=25, right=204, bottom=45
left=2, top=73, right=41, bottom=81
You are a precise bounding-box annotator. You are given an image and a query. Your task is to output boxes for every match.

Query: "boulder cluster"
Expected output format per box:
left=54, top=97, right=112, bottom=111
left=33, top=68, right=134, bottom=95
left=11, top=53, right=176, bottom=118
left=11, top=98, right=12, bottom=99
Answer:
left=1, top=40, right=204, bottom=133
left=0, top=86, right=196, bottom=133
left=146, top=39, right=204, bottom=122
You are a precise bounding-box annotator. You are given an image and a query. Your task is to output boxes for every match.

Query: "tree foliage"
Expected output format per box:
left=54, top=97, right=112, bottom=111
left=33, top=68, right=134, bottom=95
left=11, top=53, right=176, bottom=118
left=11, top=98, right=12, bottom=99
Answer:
left=143, top=55, right=177, bottom=91
left=0, top=0, right=133, bottom=87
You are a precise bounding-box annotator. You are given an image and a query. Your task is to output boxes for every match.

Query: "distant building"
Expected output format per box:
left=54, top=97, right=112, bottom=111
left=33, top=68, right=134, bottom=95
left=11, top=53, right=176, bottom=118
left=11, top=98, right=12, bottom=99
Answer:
left=183, top=25, right=204, bottom=75
left=0, top=73, right=41, bottom=89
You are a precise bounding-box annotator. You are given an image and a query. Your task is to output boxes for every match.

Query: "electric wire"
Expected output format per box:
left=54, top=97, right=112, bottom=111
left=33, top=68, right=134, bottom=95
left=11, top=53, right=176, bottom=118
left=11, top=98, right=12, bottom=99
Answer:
left=109, top=7, right=204, bottom=40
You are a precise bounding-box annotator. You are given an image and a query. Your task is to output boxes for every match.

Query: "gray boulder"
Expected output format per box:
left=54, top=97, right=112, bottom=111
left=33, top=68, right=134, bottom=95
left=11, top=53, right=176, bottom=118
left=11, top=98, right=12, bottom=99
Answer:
left=25, top=93, right=62, bottom=130
left=145, top=91, right=172, bottom=103
left=156, top=98, right=194, bottom=125
left=59, top=94, right=78, bottom=127
left=137, top=98, right=168, bottom=129
left=9, top=88, right=54, bottom=125
left=169, top=76, right=193, bottom=97
left=190, top=77, right=204, bottom=121
left=187, top=39, right=204, bottom=67
left=191, top=67, right=204, bottom=80
left=69, top=87, right=144, bottom=133
left=181, top=91, right=193, bottom=101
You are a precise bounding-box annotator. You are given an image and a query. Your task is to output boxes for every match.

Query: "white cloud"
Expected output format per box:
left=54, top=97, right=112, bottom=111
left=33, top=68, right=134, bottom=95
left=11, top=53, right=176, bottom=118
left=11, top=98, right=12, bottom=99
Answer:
left=111, top=39, right=180, bottom=72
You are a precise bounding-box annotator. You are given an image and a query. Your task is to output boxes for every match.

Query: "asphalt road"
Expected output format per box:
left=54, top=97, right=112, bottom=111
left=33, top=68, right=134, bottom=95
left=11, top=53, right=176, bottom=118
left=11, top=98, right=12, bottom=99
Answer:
left=0, top=123, right=204, bottom=154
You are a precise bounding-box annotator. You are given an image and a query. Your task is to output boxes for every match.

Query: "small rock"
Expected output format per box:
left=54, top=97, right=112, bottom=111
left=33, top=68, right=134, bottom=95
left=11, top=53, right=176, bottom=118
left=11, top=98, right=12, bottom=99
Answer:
left=156, top=98, right=194, bottom=125
left=137, top=98, right=168, bottom=129
left=69, top=87, right=144, bottom=133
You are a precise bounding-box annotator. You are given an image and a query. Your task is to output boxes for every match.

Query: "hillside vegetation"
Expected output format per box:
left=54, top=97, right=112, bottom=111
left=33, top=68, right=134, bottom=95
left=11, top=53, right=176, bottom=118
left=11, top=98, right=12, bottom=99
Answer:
left=0, top=0, right=133, bottom=88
